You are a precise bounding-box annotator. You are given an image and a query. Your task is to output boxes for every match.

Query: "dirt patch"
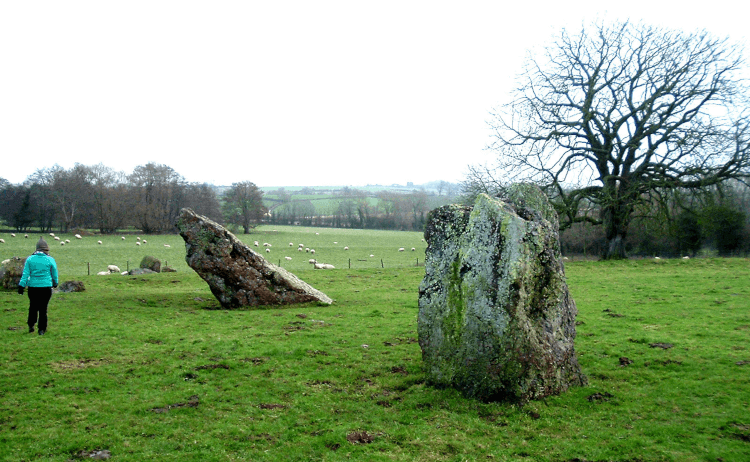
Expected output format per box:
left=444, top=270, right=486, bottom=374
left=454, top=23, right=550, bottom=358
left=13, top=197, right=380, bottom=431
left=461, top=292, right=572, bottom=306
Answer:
left=150, top=395, right=199, bottom=413
left=390, top=365, right=408, bottom=375
left=649, top=343, right=674, bottom=349
left=50, top=358, right=108, bottom=371
left=240, top=357, right=268, bottom=365
left=195, top=363, right=230, bottom=371
left=736, top=360, right=750, bottom=366
left=259, top=403, right=286, bottom=410
left=71, top=449, right=111, bottom=460
left=587, top=392, right=614, bottom=403
left=618, top=357, right=633, bottom=367
left=721, top=422, right=750, bottom=442
left=346, top=430, right=375, bottom=444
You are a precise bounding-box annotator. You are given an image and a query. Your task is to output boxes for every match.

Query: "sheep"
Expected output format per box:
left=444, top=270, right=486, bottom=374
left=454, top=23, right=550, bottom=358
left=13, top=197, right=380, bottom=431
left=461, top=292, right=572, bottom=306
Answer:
left=108, top=265, right=121, bottom=273
left=297, top=247, right=303, bottom=252
left=60, top=241, right=65, bottom=246
left=25, top=234, right=28, bottom=238
left=308, top=259, right=317, bottom=264
left=411, top=247, right=416, bottom=251
left=10, top=233, right=15, bottom=237
left=121, top=236, right=126, bottom=240
left=54, top=236, right=60, bottom=241
left=289, top=242, right=294, bottom=247
left=254, top=241, right=259, bottom=246
left=310, top=249, right=315, bottom=254
left=298, top=243, right=304, bottom=248
left=75, top=234, right=82, bottom=239
left=265, top=248, right=270, bottom=253
left=142, top=240, right=147, bottom=244
left=0, top=239, right=4, bottom=244
left=344, top=246, right=349, bottom=250
left=313, top=262, right=335, bottom=269
left=97, top=271, right=109, bottom=276
left=136, top=242, right=141, bottom=246
left=682, top=256, right=690, bottom=260
left=97, top=240, right=103, bottom=245
left=137, top=236, right=141, bottom=241
left=49, top=233, right=55, bottom=237
left=263, top=242, right=271, bottom=247
left=285, top=256, right=292, bottom=261
left=65, top=239, right=70, bottom=243
left=398, top=248, right=405, bottom=252
left=654, top=256, right=661, bottom=260
left=164, top=244, right=171, bottom=248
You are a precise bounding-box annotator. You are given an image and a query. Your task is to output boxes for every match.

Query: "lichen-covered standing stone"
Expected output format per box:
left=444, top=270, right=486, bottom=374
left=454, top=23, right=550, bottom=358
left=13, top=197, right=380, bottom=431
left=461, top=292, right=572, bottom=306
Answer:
left=175, top=208, right=332, bottom=308
left=418, top=186, right=586, bottom=401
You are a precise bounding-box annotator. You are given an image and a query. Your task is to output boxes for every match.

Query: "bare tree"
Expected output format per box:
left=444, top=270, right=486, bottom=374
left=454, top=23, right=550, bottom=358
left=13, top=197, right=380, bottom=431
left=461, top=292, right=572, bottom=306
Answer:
left=484, top=21, right=750, bottom=259
left=128, top=163, right=186, bottom=233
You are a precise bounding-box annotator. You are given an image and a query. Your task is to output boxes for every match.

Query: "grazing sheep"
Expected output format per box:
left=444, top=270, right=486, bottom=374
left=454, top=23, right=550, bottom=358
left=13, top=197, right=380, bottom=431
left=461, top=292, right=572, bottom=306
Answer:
left=0, top=239, right=4, bottom=244
left=263, top=242, right=271, bottom=247
left=411, top=247, right=416, bottom=251
left=682, top=256, right=690, bottom=260
left=97, top=271, right=109, bottom=276
left=285, top=256, right=292, bottom=261
left=75, top=234, right=82, bottom=239
left=108, top=265, right=120, bottom=273
left=25, top=234, right=28, bottom=238
left=54, top=236, right=60, bottom=241
left=398, top=248, right=405, bottom=252
left=97, top=240, right=103, bottom=245
left=289, top=242, right=294, bottom=247
left=265, top=248, right=270, bottom=253
left=50, top=233, right=55, bottom=237
left=60, top=241, right=65, bottom=246
left=310, top=249, right=315, bottom=254
left=297, top=247, right=303, bottom=252
left=10, top=233, right=15, bottom=237
left=137, top=236, right=141, bottom=241
left=164, top=244, right=171, bottom=248
left=344, top=246, right=349, bottom=250
left=312, top=261, right=335, bottom=269
left=254, top=241, right=259, bottom=246
left=309, top=259, right=317, bottom=264
left=654, top=256, right=661, bottom=260
left=142, top=240, right=147, bottom=244
left=121, top=236, right=126, bottom=240
left=136, top=242, right=141, bottom=246
left=298, top=243, right=304, bottom=248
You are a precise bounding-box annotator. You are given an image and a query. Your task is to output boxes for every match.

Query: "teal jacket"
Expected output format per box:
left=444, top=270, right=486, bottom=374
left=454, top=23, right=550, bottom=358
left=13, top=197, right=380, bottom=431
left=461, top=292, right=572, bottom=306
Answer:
left=19, top=252, right=59, bottom=288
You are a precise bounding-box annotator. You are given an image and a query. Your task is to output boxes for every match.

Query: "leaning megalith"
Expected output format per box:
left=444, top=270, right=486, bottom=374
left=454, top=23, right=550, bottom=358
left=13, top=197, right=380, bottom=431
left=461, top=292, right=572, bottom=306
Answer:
left=175, top=208, right=332, bottom=308
left=418, top=185, right=586, bottom=401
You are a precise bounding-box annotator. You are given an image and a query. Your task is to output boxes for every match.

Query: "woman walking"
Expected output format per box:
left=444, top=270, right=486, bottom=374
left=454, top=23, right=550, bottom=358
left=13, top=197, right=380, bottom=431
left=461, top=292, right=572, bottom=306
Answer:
left=18, top=238, right=58, bottom=335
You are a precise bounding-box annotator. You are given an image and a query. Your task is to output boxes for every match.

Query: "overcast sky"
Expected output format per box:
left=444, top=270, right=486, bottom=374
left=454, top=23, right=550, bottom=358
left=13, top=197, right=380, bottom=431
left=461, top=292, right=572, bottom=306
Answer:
left=2, top=1, right=747, bottom=187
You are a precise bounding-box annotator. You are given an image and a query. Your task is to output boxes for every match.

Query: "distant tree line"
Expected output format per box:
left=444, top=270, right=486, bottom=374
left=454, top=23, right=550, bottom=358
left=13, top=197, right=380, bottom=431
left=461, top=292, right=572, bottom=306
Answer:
left=264, top=185, right=458, bottom=231
left=0, top=163, right=460, bottom=235
left=0, top=163, right=223, bottom=234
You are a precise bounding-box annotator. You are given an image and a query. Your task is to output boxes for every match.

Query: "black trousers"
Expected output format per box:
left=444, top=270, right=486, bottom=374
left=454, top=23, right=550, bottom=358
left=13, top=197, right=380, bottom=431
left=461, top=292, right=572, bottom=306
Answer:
left=27, top=287, right=52, bottom=331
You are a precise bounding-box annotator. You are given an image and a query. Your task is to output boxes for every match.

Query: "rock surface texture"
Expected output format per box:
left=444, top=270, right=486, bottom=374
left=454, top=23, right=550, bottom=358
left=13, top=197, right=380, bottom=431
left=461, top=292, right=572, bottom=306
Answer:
left=418, top=185, right=586, bottom=401
left=175, top=208, right=332, bottom=308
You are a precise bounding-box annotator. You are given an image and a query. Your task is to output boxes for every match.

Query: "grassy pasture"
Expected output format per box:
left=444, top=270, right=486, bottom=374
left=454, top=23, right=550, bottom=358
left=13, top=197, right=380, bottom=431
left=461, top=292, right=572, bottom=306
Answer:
left=0, top=227, right=748, bottom=461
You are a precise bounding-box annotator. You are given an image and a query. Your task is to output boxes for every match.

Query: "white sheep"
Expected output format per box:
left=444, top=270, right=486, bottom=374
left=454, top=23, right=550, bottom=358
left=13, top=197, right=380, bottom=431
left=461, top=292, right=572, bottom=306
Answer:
left=308, top=259, right=317, bottom=264
left=60, top=241, right=65, bottom=246
left=108, top=265, right=120, bottom=273
left=97, top=271, right=109, bottom=276
left=254, top=241, right=259, bottom=246
left=298, top=243, right=304, bottom=248
left=682, top=256, right=690, bottom=260
left=310, top=249, right=315, bottom=254
left=25, top=234, right=28, bottom=238
left=289, top=242, right=294, bottom=247
left=285, top=256, right=292, bottom=261
left=98, top=240, right=103, bottom=245
left=49, top=233, right=55, bottom=237
left=398, top=248, right=405, bottom=252
left=142, top=240, right=147, bottom=244
left=164, top=244, right=171, bottom=248
left=75, top=234, right=82, bottom=239
left=54, top=236, right=60, bottom=241
left=297, top=247, right=303, bottom=252
left=65, top=239, right=70, bottom=243
left=0, top=239, right=4, bottom=244
left=344, top=246, right=349, bottom=250
left=10, top=233, right=15, bottom=237
left=121, top=236, right=126, bottom=240
left=136, top=242, right=141, bottom=246
left=411, top=247, right=416, bottom=251
left=265, top=248, right=270, bottom=253
left=137, top=236, right=141, bottom=241
left=314, top=263, right=335, bottom=269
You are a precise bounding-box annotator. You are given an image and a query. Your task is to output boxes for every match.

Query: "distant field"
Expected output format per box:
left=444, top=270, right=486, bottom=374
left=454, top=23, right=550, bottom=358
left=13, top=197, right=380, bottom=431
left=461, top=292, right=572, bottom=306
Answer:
left=1, top=227, right=749, bottom=461
left=0, top=225, right=427, bottom=277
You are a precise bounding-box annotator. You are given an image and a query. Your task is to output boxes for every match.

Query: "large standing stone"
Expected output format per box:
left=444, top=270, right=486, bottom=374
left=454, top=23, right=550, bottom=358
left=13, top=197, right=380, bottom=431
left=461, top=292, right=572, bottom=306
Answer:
left=418, top=185, right=586, bottom=401
left=175, top=208, right=332, bottom=308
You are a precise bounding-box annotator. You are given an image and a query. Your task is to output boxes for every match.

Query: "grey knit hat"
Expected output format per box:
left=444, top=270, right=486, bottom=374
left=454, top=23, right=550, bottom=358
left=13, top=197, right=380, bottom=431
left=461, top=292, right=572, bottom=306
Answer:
left=36, top=238, right=50, bottom=253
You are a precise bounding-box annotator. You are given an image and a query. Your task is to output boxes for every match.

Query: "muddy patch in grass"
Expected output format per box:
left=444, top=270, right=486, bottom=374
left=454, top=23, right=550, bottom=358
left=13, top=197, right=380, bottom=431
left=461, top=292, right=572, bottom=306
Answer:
left=150, top=395, right=199, bottom=413
left=259, top=403, right=286, bottom=410
left=587, top=392, right=614, bottom=403
left=195, top=363, right=230, bottom=371
left=347, top=430, right=376, bottom=444
left=50, top=358, right=108, bottom=371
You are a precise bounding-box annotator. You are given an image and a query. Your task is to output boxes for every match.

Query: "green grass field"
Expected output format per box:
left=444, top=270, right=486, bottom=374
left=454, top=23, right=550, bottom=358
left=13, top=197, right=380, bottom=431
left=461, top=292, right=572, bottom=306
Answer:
left=0, top=227, right=748, bottom=461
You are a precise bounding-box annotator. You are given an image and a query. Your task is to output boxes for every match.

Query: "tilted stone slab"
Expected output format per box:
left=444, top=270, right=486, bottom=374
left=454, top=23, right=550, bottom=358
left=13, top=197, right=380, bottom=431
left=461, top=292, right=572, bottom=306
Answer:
left=418, top=185, right=586, bottom=401
left=175, top=208, right=332, bottom=308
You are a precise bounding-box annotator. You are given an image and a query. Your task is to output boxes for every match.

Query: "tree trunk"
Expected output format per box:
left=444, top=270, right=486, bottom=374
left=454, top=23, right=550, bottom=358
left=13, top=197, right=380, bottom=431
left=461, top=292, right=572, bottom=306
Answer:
left=601, top=201, right=630, bottom=260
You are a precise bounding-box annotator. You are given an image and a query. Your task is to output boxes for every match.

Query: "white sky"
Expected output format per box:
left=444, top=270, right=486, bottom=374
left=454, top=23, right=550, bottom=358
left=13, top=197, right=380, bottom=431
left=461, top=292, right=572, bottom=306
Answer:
left=2, top=1, right=747, bottom=187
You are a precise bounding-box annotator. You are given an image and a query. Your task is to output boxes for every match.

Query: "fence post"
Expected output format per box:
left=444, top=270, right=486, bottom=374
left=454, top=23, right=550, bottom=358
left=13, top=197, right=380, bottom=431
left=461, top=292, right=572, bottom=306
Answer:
left=348, top=258, right=351, bottom=269
left=87, top=262, right=90, bottom=276
left=381, top=259, right=384, bottom=268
